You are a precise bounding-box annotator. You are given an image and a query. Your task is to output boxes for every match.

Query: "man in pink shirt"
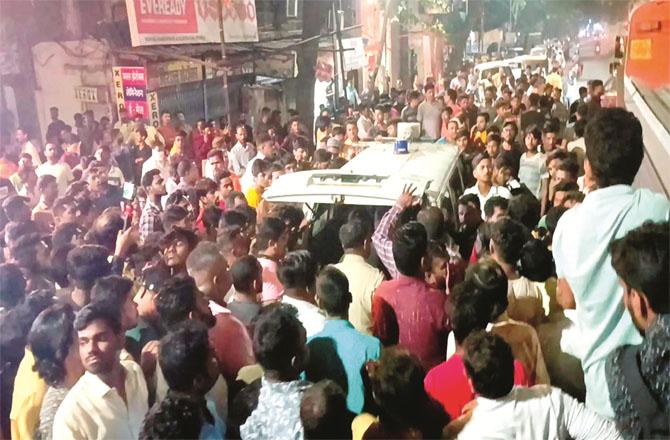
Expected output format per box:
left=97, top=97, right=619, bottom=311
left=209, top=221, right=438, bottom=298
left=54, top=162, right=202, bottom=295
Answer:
left=372, top=219, right=449, bottom=371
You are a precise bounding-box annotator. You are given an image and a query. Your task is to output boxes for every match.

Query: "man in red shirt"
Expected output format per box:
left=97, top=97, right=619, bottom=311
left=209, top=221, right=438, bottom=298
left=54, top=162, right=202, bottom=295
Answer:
left=371, top=217, right=449, bottom=370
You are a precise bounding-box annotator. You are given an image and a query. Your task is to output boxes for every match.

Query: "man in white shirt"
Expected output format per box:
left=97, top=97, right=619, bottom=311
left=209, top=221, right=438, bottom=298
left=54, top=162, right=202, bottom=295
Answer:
left=241, top=134, right=276, bottom=193
left=53, top=303, right=149, bottom=439
left=463, top=153, right=511, bottom=219
left=417, top=83, right=443, bottom=140
left=36, top=143, right=74, bottom=196
left=333, top=221, right=384, bottom=335
left=229, top=124, right=255, bottom=175
left=279, top=250, right=326, bottom=337
left=16, top=127, right=42, bottom=166
left=141, top=141, right=170, bottom=181
left=455, top=331, right=622, bottom=440
left=553, top=109, right=669, bottom=418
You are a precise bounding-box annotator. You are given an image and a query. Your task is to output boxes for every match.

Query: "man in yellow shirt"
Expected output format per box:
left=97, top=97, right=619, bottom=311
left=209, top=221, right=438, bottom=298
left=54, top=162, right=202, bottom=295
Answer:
left=10, top=349, right=48, bottom=440
left=245, top=158, right=273, bottom=209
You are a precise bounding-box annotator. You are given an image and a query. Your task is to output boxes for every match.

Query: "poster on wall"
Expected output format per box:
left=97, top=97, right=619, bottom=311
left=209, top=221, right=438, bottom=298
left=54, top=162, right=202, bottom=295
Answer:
left=113, top=66, right=149, bottom=119
left=125, top=0, right=258, bottom=46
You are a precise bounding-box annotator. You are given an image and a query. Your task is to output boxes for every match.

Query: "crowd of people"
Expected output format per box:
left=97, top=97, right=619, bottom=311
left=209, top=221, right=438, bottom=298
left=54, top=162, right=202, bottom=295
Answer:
left=0, top=57, right=668, bottom=440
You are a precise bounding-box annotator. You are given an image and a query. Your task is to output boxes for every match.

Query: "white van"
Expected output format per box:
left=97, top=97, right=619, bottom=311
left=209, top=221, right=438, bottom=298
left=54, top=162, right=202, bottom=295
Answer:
left=508, top=54, right=549, bottom=79
left=474, top=60, right=514, bottom=102
left=265, top=141, right=464, bottom=208
left=263, top=141, right=466, bottom=263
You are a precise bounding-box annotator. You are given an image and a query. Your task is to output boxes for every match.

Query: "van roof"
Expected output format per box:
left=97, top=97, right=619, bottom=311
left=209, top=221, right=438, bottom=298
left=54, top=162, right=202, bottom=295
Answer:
left=475, top=60, right=512, bottom=70
left=263, top=142, right=460, bottom=206
left=510, top=54, right=548, bottom=63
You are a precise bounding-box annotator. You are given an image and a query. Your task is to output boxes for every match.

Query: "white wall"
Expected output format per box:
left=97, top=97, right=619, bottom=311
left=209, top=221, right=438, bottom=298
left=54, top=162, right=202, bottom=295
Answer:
left=32, top=39, right=114, bottom=141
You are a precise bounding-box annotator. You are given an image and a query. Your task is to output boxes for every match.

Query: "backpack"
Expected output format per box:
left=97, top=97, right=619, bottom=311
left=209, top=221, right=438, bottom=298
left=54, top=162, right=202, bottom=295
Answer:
left=620, top=345, right=669, bottom=438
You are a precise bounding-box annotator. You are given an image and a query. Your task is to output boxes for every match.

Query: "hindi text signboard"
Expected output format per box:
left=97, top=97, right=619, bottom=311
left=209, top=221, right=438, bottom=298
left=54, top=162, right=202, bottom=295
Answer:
left=113, top=66, right=149, bottom=119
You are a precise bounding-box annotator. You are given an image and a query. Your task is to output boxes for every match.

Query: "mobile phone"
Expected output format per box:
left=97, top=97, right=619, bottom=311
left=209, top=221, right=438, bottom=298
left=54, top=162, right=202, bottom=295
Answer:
left=122, top=202, right=133, bottom=230
left=122, top=182, right=136, bottom=201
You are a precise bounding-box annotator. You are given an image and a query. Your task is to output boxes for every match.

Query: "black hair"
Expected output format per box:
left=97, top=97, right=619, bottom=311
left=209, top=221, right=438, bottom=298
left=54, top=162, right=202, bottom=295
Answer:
left=0, top=290, right=55, bottom=368
left=312, top=150, right=332, bottom=165
left=87, top=208, right=124, bottom=252
left=450, top=282, right=492, bottom=344
left=218, top=209, right=248, bottom=233
left=253, top=303, right=305, bottom=372
left=202, top=206, right=222, bottom=233
left=231, top=255, right=261, bottom=294
left=90, top=275, right=134, bottom=316
left=278, top=250, right=318, bottom=290
left=74, top=301, right=122, bottom=334
left=369, top=348, right=446, bottom=437
left=471, top=151, right=491, bottom=170
left=491, top=218, right=529, bottom=265
left=610, top=222, right=669, bottom=314
left=66, top=245, right=111, bottom=291
left=155, top=276, right=197, bottom=331
left=574, top=119, right=587, bottom=138
left=0, top=263, right=26, bottom=309
left=519, top=239, right=554, bottom=282
left=524, top=125, right=542, bottom=144
left=251, top=159, right=272, bottom=178
left=255, top=217, right=286, bottom=251
left=528, top=93, right=540, bottom=107
left=392, top=222, right=428, bottom=277
left=553, top=181, right=579, bottom=195
left=487, top=133, right=501, bottom=145
left=545, top=206, right=568, bottom=234
left=28, top=303, right=76, bottom=386
left=274, top=205, right=305, bottom=232
left=458, top=193, right=481, bottom=211
left=338, top=220, right=369, bottom=249
left=463, top=331, right=515, bottom=399
left=585, top=108, right=644, bottom=187
left=159, top=320, right=211, bottom=392
left=315, top=266, right=351, bottom=317
left=483, top=196, right=508, bottom=219
left=464, top=260, right=509, bottom=321
left=477, top=112, right=490, bottom=123
left=507, top=193, right=541, bottom=230
left=52, top=223, right=84, bottom=254
left=140, top=395, right=203, bottom=439
left=163, top=205, right=189, bottom=232
left=300, top=380, right=352, bottom=440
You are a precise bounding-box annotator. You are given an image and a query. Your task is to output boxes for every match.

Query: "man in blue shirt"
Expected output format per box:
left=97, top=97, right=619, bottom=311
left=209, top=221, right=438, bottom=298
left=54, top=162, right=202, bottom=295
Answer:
left=553, top=108, right=669, bottom=418
left=305, top=266, right=381, bottom=414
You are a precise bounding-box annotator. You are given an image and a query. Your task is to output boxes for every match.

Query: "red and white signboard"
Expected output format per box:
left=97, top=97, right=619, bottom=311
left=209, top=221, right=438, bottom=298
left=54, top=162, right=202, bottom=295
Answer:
left=125, top=0, right=258, bottom=46
left=113, top=66, right=149, bottom=119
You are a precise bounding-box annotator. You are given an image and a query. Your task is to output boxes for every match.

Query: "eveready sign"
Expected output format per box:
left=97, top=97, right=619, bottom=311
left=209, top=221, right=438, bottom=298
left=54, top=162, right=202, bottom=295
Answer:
left=140, top=0, right=188, bottom=15
left=126, top=0, right=258, bottom=46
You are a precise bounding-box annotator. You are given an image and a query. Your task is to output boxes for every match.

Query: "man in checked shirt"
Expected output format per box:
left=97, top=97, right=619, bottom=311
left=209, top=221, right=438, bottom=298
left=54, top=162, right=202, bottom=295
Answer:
left=139, top=169, right=167, bottom=242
